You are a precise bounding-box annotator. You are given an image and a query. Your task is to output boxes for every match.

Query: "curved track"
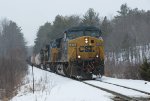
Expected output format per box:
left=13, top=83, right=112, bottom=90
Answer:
left=29, top=65, right=150, bottom=101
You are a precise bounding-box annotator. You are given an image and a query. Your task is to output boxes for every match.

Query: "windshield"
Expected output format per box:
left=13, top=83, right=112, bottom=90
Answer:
left=85, top=30, right=100, bottom=37
left=67, top=31, right=84, bottom=39
left=67, top=30, right=100, bottom=39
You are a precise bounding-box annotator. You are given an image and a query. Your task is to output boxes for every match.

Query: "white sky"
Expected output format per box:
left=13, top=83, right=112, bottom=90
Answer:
left=0, top=0, right=150, bottom=46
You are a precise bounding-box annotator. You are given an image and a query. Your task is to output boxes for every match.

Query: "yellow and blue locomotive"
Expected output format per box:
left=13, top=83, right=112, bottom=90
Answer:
left=30, top=26, right=104, bottom=79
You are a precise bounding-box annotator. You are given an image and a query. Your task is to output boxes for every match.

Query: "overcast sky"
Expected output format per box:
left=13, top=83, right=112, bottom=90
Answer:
left=0, top=0, right=150, bottom=46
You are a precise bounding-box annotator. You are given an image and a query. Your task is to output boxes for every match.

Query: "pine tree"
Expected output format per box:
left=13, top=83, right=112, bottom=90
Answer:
left=139, top=58, right=150, bottom=81
left=117, top=3, right=129, bottom=17
left=101, top=16, right=111, bottom=39
left=34, top=22, right=52, bottom=53
left=82, top=8, right=100, bottom=27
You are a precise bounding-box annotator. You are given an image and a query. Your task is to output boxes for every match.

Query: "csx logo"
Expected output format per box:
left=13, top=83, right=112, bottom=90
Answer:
left=79, top=46, right=94, bottom=52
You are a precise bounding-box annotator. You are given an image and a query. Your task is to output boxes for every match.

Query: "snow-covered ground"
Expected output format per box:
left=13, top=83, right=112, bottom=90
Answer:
left=11, top=66, right=150, bottom=101
left=11, top=66, right=113, bottom=101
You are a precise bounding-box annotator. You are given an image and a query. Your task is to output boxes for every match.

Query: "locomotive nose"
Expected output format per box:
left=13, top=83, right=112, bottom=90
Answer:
left=76, top=37, right=99, bottom=60
left=68, top=36, right=104, bottom=61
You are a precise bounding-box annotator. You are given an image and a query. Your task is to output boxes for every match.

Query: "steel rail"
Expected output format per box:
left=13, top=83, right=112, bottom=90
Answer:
left=81, top=81, right=140, bottom=101
left=95, top=80, right=150, bottom=95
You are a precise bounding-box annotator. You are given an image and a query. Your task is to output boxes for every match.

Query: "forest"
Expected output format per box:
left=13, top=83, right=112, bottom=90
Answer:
left=0, top=19, right=27, bottom=99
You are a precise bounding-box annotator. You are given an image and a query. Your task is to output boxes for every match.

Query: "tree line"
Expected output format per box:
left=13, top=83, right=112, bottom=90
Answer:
left=33, top=8, right=100, bottom=53
left=34, top=4, right=150, bottom=80
left=0, top=19, right=27, bottom=99
left=105, top=4, right=150, bottom=79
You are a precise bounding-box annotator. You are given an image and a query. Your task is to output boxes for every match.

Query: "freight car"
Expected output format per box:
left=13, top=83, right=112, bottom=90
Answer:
left=29, top=26, right=104, bottom=79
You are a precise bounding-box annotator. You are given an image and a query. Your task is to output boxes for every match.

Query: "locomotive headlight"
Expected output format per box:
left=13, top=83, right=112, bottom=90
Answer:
left=96, top=55, right=99, bottom=58
left=78, top=55, right=81, bottom=58
left=84, top=38, right=89, bottom=43
left=85, top=38, right=88, bottom=41
left=85, top=40, right=88, bottom=43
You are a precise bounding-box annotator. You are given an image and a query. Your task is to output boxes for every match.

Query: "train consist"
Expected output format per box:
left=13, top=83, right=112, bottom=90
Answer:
left=28, top=26, right=104, bottom=79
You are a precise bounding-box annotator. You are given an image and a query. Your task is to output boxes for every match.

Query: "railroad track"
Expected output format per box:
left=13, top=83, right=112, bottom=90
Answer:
left=82, top=81, right=150, bottom=101
left=82, top=81, right=140, bottom=101
left=29, top=65, right=150, bottom=101
left=96, top=79, right=150, bottom=95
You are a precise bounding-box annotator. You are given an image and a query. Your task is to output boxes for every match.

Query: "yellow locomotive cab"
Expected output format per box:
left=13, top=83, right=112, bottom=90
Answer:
left=65, top=26, right=105, bottom=79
